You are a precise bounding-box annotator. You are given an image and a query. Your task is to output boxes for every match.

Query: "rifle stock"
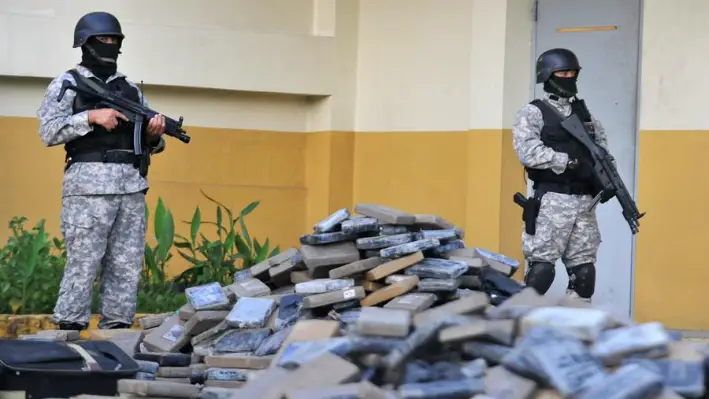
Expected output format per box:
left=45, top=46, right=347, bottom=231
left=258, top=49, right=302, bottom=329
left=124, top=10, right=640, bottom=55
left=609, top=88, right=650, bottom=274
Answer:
left=560, top=114, right=646, bottom=234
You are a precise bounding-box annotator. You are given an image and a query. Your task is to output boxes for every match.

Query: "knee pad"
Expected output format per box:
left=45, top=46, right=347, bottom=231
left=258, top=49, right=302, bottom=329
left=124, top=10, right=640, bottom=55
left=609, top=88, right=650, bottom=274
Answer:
left=567, top=263, right=596, bottom=298
left=524, top=262, right=555, bottom=294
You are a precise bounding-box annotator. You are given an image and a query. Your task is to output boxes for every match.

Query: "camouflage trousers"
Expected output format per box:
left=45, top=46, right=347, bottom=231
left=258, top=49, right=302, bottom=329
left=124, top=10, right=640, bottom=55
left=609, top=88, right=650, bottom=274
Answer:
left=53, top=193, right=146, bottom=329
left=522, top=191, right=601, bottom=268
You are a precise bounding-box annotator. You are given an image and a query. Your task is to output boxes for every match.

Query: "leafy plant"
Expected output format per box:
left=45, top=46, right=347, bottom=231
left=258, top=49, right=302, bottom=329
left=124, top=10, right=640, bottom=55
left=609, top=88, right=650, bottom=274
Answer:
left=143, top=197, right=175, bottom=285
left=0, top=217, right=66, bottom=314
left=173, top=190, right=280, bottom=287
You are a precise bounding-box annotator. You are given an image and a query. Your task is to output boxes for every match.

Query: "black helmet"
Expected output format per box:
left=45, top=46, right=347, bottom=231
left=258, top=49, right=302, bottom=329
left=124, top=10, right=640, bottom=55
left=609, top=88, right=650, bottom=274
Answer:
left=73, top=12, right=124, bottom=48
left=535, top=48, right=581, bottom=84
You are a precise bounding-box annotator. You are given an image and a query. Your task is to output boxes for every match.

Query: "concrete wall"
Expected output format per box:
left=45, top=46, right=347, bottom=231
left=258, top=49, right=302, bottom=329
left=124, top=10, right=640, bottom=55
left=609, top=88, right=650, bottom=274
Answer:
left=1, top=0, right=708, bottom=329
left=634, top=0, right=709, bottom=329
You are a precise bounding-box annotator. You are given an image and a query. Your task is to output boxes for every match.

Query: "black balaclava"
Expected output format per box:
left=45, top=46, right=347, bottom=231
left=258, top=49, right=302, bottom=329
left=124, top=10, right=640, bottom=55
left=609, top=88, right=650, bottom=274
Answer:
left=80, top=36, right=121, bottom=81
left=544, top=73, right=578, bottom=98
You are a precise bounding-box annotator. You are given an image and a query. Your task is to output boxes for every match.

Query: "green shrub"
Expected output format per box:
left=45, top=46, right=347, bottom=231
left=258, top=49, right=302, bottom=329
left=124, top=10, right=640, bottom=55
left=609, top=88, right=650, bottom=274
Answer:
left=173, top=190, right=280, bottom=288
left=0, top=217, right=66, bottom=314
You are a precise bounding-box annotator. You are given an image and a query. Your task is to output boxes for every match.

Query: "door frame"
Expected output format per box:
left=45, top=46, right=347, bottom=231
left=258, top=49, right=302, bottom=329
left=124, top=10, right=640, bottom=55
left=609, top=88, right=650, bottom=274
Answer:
left=527, top=0, right=645, bottom=317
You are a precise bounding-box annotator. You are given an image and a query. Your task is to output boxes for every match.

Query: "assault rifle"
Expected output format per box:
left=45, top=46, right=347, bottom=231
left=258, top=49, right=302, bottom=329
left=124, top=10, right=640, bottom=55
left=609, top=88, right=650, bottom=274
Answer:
left=56, top=77, right=191, bottom=152
left=560, top=113, right=646, bottom=234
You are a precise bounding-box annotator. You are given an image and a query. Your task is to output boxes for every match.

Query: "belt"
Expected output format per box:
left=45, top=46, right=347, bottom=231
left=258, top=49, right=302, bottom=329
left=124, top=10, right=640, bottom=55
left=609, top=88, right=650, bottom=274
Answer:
left=68, top=150, right=138, bottom=165
left=533, top=182, right=595, bottom=196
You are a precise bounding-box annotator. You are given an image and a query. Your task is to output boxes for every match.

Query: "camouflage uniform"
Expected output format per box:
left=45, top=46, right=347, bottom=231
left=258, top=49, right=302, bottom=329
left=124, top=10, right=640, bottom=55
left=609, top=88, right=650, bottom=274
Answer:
left=37, top=65, right=165, bottom=329
left=513, top=93, right=609, bottom=301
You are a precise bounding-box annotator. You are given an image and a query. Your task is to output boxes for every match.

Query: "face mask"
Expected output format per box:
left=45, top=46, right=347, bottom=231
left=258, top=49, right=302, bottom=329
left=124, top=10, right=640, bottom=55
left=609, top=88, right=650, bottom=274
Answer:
left=544, top=75, right=578, bottom=98
left=80, top=37, right=121, bottom=80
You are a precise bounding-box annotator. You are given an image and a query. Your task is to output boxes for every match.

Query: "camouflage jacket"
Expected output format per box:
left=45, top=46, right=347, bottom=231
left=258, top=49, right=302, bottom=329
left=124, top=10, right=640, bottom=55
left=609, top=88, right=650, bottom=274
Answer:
left=37, top=65, right=166, bottom=197
left=512, top=92, right=609, bottom=175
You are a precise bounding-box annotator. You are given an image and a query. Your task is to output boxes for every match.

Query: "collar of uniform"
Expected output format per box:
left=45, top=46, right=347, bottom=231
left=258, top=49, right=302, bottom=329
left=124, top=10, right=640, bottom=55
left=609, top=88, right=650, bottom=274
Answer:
left=543, top=92, right=571, bottom=107
left=74, top=64, right=126, bottom=83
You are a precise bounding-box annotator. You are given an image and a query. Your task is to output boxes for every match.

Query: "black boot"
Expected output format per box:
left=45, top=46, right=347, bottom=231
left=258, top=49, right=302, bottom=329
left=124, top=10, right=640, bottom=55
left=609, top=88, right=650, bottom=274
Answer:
left=104, top=323, right=133, bottom=330
left=58, top=322, right=87, bottom=331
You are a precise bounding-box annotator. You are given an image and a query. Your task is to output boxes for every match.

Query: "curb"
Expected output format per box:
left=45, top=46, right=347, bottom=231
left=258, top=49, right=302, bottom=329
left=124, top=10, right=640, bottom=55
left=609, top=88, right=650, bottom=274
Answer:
left=0, top=313, right=154, bottom=339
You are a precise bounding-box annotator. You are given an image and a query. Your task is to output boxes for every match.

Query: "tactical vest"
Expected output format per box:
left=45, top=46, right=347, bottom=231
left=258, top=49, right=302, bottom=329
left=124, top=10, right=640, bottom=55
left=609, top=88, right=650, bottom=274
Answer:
left=525, top=99, right=595, bottom=194
left=64, top=69, right=140, bottom=158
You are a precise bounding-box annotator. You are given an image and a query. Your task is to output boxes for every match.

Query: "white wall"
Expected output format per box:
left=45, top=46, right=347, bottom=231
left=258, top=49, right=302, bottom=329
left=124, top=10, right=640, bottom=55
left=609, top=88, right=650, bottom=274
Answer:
left=354, top=0, right=533, bottom=133
left=639, top=0, right=709, bottom=130
left=0, top=0, right=333, bottom=96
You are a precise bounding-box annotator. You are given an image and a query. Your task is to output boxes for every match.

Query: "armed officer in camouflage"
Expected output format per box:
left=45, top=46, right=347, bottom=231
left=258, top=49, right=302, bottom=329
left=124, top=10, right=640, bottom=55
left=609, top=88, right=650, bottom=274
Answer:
left=37, top=12, right=167, bottom=330
left=512, top=48, right=614, bottom=303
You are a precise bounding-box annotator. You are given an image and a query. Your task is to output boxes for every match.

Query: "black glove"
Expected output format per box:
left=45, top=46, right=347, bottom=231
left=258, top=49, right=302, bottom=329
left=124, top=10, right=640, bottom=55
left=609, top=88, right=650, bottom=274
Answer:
left=567, top=158, right=593, bottom=179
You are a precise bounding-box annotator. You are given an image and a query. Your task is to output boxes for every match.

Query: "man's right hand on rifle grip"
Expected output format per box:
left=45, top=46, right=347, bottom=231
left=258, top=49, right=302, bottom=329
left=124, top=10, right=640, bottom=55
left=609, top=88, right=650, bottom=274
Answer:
left=88, top=108, right=128, bottom=131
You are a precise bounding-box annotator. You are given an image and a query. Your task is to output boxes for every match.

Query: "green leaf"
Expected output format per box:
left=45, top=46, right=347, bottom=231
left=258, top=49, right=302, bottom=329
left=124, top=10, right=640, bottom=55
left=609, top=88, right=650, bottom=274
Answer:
left=253, top=238, right=262, bottom=256
left=239, top=216, right=252, bottom=251
left=234, top=234, right=251, bottom=256
left=239, top=201, right=260, bottom=217
left=216, top=206, right=223, bottom=239
left=201, top=190, right=234, bottom=227
left=177, top=250, right=201, bottom=264
left=154, top=198, right=175, bottom=263
left=190, top=207, right=201, bottom=246
left=174, top=241, right=192, bottom=249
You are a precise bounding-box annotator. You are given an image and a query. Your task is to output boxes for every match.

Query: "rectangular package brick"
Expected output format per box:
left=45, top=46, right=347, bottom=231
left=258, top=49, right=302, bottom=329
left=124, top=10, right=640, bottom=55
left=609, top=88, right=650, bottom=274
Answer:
left=142, top=315, right=190, bottom=353
left=384, top=292, right=437, bottom=313
left=302, top=287, right=366, bottom=309
left=413, top=214, right=456, bottom=230
left=117, top=379, right=200, bottom=398
left=413, top=229, right=460, bottom=241
left=227, top=278, right=271, bottom=298
left=139, top=312, right=173, bottom=330
left=520, top=306, right=611, bottom=342
left=185, top=282, right=230, bottom=311
left=214, top=328, right=271, bottom=353
left=591, top=321, right=671, bottom=366
left=341, top=217, right=379, bottom=234
left=313, top=208, right=350, bottom=233
left=329, top=257, right=384, bottom=279
left=413, top=291, right=489, bottom=327
left=191, top=320, right=229, bottom=347
left=475, top=247, right=521, bottom=276
left=270, top=253, right=306, bottom=283
left=255, top=326, right=293, bottom=356
left=366, top=251, right=424, bottom=281
left=300, top=231, right=359, bottom=245
left=356, top=233, right=413, bottom=250
left=361, top=276, right=419, bottom=307
left=380, top=238, right=440, bottom=258
left=226, top=297, right=277, bottom=329
left=404, top=258, right=468, bottom=280
left=271, top=320, right=340, bottom=366
left=275, top=294, right=304, bottom=331
left=205, top=354, right=273, bottom=369
left=178, top=303, right=196, bottom=321
left=184, top=310, right=229, bottom=336
left=355, top=307, right=411, bottom=337
left=355, top=203, right=416, bottom=225
left=300, top=242, right=360, bottom=277
left=418, top=278, right=461, bottom=292
left=295, top=278, right=355, bottom=294
left=380, top=225, right=410, bottom=235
